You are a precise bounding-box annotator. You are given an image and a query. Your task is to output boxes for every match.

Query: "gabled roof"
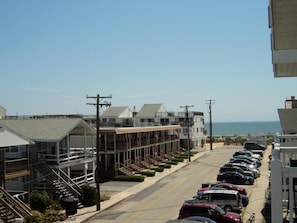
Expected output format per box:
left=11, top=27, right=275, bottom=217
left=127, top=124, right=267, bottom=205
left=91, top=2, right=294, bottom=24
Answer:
left=0, top=118, right=95, bottom=142
left=0, top=125, right=31, bottom=147
left=278, top=108, right=297, bottom=134
left=136, top=104, right=167, bottom=118
left=101, top=106, right=132, bottom=118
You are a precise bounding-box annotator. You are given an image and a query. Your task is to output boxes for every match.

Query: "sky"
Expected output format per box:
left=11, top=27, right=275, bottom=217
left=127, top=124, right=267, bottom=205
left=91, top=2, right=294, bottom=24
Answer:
left=1, top=0, right=296, bottom=122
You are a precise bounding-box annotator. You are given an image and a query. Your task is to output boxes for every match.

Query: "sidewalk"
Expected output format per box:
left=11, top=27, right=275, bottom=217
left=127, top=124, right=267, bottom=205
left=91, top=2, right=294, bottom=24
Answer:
left=241, top=146, right=271, bottom=223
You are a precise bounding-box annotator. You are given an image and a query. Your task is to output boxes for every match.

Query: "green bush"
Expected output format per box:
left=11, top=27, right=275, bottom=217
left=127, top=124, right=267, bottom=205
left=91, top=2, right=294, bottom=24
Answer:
left=140, top=170, right=155, bottom=177
left=150, top=166, right=164, bottom=172
left=159, top=163, right=171, bottom=168
left=165, top=160, right=178, bottom=165
left=114, top=175, right=145, bottom=182
left=81, top=185, right=97, bottom=207
left=31, top=210, right=43, bottom=223
left=171, top=157, right=185, bottom=162
left=30, top=190, right=53, bottom=213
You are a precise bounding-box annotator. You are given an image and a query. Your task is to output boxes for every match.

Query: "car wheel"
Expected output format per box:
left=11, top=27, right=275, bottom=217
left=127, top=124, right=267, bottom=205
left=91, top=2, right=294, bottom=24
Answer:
left=224, top=205, right=232, bottom=212
left=245, top=180, right=251, bottom=185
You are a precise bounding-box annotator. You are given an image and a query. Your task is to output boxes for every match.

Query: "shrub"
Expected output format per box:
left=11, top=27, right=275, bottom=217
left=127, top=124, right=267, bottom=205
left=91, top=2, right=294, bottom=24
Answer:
left=114, top=175, right=145, bottom=182
left=140, top=170, right=156, bottom=177
left=81, top=185, right=97, bottom=207
left=165, top=160, right=178, bottom=165
left=150, top=166, right=164, bottom=172
left=159, top=163, right=171, bottom=168
left=31, top=210, right=43, bottom=223
left=30, top=190, right=53, bottom=213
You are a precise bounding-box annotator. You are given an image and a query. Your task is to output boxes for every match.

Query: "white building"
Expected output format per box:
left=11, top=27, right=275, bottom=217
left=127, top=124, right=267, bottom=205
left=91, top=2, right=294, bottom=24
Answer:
left=0, top=106, right=6, bottom=119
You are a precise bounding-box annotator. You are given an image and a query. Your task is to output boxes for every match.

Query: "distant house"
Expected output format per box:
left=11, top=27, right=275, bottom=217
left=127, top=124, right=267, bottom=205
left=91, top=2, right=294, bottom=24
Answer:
left=0, top=106, right=6, bottom=119
left=101, top=106, right=133, bottom=127
left=174, top=111, right=206, bottom=149
left=135, top=104, right=169, bottom=126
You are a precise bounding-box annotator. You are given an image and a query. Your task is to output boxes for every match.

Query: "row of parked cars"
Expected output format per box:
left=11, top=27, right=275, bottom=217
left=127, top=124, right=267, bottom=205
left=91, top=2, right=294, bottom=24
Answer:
left=175, top=143, right=265, bottom=223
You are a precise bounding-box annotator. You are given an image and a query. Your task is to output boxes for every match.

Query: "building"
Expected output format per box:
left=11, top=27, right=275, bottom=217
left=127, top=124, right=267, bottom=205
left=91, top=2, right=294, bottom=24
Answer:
left=100, top=104, right=206, bottom=150
left=174, top=111, right=206, bottom=150
left=0, top=124, right=32, bottom=222
left=0, top=106, right=6, bottom=119
left=99, top=125, right=181, bottom=179
left=0, top=117, right=97, bottom=201
left=101, top=106, right=133, bottom=127
left=269, top=0, right=297, bottom=222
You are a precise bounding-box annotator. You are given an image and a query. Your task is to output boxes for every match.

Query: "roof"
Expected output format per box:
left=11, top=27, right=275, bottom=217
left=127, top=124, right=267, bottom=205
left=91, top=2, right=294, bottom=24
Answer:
left=278, top=108, right=297, bottom=134
left=136, top=104, right=167, bottom=118
left=100, top=125, right=181, bottom=134
left=0, top=125, right=31, bottom=147
left=101, top=106, right=132, bottom=118
left=270, top=0, right=297, bottom=77
left=0, top=118, right=96, bottom=142
left=202, top=189, right=239, bottom=195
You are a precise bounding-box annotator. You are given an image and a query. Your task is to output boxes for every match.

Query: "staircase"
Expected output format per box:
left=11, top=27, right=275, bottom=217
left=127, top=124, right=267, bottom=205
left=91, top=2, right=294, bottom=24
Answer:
left=0, top=187, right=32, bottom=223
left=34, top=162, right=83, bottom=200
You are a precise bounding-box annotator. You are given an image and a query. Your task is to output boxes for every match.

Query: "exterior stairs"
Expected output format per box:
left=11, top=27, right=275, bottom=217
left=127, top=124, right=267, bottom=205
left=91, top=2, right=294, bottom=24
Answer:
left=34, top=162, right=83, bottom=201
left=0, top=187, right=32, bottom=223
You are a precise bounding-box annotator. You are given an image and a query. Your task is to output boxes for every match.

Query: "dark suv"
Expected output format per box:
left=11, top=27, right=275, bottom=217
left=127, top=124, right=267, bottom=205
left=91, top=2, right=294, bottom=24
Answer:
left=219, top=166, right=255, bottom=178
left=244, top=142, right=265, bottom=150
left=217, top=171, right=254, bottom=185
left=177, top=202, right=243, bottom=223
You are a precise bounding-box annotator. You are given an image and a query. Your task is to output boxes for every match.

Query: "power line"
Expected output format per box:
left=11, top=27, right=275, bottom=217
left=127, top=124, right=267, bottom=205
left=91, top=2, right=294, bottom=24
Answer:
left=86, top=94, right=112, bottom=211
left=205, top=99, right=215, bottom=151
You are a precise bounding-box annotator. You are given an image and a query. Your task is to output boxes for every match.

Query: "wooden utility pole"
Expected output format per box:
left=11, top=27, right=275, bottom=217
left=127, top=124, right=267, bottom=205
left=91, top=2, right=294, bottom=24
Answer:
left=86, top=94, right=112, bottom=211
left=205, top=99, right=215, bottom=151
left=180, top=105, right=194, bottom=161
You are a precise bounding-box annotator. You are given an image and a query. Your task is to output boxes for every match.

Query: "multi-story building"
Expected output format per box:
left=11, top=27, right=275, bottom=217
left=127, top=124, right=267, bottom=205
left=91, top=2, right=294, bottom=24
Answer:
left=0, top=124, right=32, bottom=222
left=0, top=117, right=97, bottom=201
left=269, top=0, right=297, bottom=222
left=173, top=111, right=206, bottom=150
left=100, top=104, right=206, bottom=150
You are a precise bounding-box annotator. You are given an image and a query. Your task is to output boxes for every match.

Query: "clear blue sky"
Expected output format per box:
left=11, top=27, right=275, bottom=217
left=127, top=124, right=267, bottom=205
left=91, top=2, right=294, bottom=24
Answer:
left=1, top=1, right=296, bottom=122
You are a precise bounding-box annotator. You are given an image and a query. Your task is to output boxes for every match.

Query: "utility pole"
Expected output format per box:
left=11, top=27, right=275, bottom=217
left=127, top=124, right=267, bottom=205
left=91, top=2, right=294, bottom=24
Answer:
left=205, top=99, right=215, bottom=151
left=180, top=105, right=194, bottom=161
left=86, top=94, right=112, bottom=211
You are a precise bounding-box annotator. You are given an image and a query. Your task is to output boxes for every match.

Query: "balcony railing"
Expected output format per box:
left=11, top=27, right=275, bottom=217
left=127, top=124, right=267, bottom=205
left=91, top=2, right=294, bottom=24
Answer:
left=4, top=158, right=29, bottom=174
left=38, top=148, right=95, bottom=164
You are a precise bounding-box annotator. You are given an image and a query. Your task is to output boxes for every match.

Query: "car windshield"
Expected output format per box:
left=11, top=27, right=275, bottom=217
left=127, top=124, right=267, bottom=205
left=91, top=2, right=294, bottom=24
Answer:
left=215, top=205, right=226, bottom=215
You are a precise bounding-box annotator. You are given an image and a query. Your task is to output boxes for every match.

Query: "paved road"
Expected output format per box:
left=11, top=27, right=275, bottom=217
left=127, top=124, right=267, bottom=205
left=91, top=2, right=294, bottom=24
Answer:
left=85, top=146, right=244, bottom=223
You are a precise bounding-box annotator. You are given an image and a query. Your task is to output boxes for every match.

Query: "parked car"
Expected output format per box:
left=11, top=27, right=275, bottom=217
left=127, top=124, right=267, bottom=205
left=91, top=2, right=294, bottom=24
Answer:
left=168, top=215, right=217, bottom=223
left=217, top=171, right=254, bottom=185
left=185, top=189, right=243, bottom=213
left=243, top=142, right=266, bottom=151
left=198, top=182, right=247, bottom=195
left=197, top=182, right=249, bottom=207
left=223, top=163, right=260, bottom=178
left=219, top=166, right=255, bottom=179
left=180, top=216, right=218, bottom=222
left=233, top=150, right=262, bottom=160
left=231, top=155, right=261, bottom=167
left=177, top=202, right=243, bottom=223
left=229, top=157, right=259, bottom=168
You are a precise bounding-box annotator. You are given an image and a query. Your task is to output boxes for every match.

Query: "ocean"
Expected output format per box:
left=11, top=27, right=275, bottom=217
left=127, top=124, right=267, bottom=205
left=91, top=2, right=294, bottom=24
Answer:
left=204, top=121, right=282, bottom=137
